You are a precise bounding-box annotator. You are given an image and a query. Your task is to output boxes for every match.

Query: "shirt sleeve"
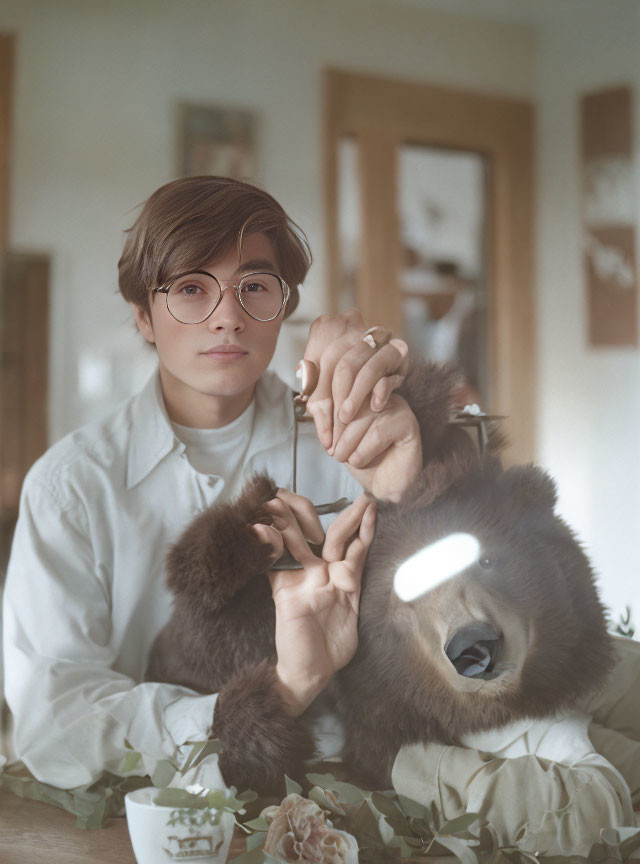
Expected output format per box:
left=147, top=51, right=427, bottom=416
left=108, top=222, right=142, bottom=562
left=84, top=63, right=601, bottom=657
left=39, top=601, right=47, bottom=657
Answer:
left=392, top=738, right=635, bottom=856
left=2, top=474, right=217, bottom=789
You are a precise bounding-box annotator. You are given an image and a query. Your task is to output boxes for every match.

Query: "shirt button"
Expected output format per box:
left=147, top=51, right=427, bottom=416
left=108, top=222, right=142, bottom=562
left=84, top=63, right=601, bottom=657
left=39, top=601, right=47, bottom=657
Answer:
left=208, top=477, right=217, bottom=487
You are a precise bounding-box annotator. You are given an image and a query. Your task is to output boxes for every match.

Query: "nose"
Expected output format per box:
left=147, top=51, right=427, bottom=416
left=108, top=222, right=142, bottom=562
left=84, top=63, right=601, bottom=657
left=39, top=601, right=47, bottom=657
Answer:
left=444, top=622, right=501, bottom=679
left=206, top=284, right=245, bottom=332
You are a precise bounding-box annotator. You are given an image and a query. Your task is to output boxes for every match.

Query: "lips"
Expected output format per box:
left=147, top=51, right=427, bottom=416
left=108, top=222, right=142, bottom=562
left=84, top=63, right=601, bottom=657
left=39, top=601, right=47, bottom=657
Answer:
left=202, top=344, right=248, bottom=358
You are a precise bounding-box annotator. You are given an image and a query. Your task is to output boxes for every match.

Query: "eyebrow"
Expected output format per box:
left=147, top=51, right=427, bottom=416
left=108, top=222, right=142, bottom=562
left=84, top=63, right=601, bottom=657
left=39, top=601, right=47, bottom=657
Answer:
left=235, top=258, right=279, bottom=275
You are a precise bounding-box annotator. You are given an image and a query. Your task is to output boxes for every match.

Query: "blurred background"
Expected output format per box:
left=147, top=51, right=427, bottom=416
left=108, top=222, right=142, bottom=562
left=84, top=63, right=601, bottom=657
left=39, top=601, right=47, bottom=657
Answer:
left=0, top=0, right=639, bottom=632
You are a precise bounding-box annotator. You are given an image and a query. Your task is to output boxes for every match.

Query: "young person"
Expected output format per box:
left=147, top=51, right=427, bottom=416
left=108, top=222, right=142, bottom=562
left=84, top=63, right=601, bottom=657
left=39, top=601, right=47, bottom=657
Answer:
left=2, top=176, right=421, bottom=789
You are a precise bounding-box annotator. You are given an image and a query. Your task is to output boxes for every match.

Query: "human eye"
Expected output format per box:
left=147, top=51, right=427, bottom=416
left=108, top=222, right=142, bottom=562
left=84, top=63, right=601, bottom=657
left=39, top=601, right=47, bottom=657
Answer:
left=170, top=276, right=208, bottom=297
left=240, top=273, right=277, bottom=294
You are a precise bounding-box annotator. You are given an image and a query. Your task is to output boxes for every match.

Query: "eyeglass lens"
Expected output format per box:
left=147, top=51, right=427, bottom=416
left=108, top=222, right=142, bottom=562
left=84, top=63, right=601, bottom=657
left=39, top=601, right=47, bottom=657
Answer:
left=166, top=272, right=285, bottom=323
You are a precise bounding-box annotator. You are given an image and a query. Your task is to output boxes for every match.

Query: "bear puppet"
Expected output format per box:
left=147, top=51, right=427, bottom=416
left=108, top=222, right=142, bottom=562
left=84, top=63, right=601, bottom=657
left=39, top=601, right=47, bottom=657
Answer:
left=146, top=362, right=614, bottom=796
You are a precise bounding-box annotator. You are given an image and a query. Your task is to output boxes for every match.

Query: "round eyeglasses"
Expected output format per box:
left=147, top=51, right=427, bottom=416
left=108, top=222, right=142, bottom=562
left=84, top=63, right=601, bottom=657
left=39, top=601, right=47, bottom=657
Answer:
left=154, top=270, right=290, bottom=324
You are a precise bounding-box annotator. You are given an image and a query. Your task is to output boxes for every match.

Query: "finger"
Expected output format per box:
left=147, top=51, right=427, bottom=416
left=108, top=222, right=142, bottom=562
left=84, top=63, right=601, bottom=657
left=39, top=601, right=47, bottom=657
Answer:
left=338, top=339, right=409, bottom=424
left=250, top=523, right=285, bottom=561
left=323, top=495, right=373, bottom=563
left=261, top=498, right=320, bottom=565
left=329, top=332, right=393, bottom=452
left=371, top=374, right=406, bottom=413
left=273, top=489, right=325, bottom=544
left=306, top=333, right=362, bottom=450
left=347, top=408, right=419, bottom=470
left=331, top=409, right=376, bottom=464
left=343, top=501, right=377, bottom=569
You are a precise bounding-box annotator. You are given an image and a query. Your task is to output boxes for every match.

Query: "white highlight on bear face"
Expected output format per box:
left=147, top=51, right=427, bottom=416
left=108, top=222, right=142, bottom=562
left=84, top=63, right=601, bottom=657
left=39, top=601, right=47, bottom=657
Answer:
left=393, top=533, right=481, bottom=602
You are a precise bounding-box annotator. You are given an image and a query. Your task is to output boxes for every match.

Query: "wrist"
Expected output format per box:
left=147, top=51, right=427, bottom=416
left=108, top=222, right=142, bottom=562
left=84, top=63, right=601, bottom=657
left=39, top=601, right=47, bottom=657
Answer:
left=274, top=664, right=328, bottom=717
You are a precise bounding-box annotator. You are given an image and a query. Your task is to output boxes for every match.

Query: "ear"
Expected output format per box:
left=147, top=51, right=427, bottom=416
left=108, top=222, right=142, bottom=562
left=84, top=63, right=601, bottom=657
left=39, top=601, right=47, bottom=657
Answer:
left=133, top=302, right=156, bottom=344
left=495, top=465, right=558, bottom=527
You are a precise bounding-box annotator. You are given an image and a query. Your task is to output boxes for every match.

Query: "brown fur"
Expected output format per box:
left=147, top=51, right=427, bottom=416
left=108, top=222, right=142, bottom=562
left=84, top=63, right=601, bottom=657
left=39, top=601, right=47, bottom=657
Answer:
left=147, top=361, right=615, bottom=794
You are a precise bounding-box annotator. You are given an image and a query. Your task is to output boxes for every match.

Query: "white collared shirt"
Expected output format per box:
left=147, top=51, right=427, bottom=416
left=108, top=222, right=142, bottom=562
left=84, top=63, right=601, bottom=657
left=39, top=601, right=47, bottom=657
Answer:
left=2, top=370, right=362, bottom=789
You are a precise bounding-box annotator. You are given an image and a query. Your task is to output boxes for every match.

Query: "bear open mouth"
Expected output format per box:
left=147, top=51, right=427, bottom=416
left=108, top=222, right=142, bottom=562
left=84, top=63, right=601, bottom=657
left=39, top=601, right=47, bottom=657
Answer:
left=444, top=622, right=502, bottom=679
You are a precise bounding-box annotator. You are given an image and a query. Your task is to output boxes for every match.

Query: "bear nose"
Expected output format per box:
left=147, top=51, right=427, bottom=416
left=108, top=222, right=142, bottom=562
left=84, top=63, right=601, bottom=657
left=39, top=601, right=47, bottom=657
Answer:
left=444, top=622, right=501, bottom=678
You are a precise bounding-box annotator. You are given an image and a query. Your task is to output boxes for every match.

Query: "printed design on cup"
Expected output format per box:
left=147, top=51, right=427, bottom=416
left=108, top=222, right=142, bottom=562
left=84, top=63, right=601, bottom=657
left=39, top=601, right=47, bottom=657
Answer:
left=163, top=808, right=225, bottom=860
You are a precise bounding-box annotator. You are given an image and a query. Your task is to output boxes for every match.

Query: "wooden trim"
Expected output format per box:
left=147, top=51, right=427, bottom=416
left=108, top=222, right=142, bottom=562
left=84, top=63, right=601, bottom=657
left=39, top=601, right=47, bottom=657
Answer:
left=0, top=33, right=13, bottom=255
left=324, top=68, right=535, bottom=462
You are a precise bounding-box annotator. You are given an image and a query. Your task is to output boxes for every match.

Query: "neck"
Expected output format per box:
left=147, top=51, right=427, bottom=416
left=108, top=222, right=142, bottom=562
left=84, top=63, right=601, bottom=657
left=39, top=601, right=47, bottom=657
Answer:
left=159, top=367, right=255, bottom=429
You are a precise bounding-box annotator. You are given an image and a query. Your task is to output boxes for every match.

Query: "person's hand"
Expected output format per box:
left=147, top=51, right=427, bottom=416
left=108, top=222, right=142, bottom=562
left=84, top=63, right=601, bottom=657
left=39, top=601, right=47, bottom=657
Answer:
left=251, top=489, right=376, bottom=717
left=301, top=310, right=420, bottom=500
left=328, top=392, right=422, bottom=502
left=302, top=310, right=410, bottom=453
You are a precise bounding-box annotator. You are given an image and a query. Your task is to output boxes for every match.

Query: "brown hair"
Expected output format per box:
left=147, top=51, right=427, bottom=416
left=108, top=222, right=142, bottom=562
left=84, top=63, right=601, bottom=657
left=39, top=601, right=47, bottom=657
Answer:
left=118, top=176, right=311, bottom=318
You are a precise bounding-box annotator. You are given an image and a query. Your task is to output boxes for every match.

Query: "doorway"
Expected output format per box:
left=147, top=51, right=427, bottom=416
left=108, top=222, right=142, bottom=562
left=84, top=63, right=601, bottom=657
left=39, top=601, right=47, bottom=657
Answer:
left=324, top=69, right=535, bottom=462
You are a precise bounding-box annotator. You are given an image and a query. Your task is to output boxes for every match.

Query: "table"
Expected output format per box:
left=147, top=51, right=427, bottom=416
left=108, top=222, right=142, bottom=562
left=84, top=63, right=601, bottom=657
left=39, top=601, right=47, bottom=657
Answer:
left=0, top=788, right=246, bottom=864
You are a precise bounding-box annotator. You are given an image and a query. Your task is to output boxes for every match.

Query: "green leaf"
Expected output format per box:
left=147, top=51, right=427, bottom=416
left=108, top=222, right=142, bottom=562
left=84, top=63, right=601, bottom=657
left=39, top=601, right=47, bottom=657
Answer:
left=244, top=816, right=270, bottom=832
left=434, top=833, right=479, bottom=864
left=397, top=793, right=428, bottom=819
left=284, top=775, right=302, bottom=796
left=370, top=790, right=401, bottom=818
left=152, top=788, right=210, bottom=809
left=120, top=750, right=142, bottom=773
left=308, top=785, right=345, bottom=816
left=305, top=772, right=337, bottom=786
left=377, top=814, right=395, bottom=845
left=439, top=812, right=482, bottom=836
left=151, top=759, right=177, bottom=788
left=237, top=789, right=259, bottom=803
left=247, top=830, right=268, bottom=851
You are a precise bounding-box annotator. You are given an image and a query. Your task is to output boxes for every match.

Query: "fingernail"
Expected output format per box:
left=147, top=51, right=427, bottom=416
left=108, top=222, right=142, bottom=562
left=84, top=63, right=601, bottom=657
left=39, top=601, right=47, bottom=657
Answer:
left=372, top=395, right=383, bottom=411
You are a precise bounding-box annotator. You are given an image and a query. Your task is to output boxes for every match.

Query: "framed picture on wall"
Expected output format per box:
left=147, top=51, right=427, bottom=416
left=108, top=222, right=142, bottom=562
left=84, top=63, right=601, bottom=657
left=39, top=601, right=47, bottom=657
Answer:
left=581, top=86, right=638, bottom=347
left=178, top=103, right=258, bottom=180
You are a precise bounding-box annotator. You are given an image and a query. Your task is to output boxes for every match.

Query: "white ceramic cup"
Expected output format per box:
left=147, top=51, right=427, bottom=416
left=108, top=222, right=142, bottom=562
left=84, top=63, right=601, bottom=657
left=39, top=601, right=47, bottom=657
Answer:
left=125, top=787, right=235, bottom=863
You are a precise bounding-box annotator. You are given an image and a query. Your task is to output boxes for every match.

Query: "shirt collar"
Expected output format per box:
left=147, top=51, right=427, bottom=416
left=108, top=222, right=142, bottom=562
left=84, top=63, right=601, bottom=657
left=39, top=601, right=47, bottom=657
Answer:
left=126, top=370, right=179, bottom=489
left=126, top=368, right=296, bottom=490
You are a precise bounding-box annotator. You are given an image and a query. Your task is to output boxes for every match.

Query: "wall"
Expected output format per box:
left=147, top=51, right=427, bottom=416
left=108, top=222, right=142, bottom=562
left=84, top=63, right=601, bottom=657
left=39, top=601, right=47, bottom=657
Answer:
left=5, top=0, right=640, bottom=625
left=0, top=0, right=535, bottom=436
left=535, top=1, right=640, bottom=625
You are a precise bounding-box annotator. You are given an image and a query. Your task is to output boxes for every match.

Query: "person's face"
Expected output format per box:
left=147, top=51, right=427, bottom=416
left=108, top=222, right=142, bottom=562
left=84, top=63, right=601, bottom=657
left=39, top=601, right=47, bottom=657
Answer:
left=134, top=233, right=286, bottom=426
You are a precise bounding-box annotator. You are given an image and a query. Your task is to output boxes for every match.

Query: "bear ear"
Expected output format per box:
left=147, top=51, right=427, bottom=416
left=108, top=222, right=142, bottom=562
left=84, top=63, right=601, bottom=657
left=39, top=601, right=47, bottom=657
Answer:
left=495, top=465, right=558, bottom=525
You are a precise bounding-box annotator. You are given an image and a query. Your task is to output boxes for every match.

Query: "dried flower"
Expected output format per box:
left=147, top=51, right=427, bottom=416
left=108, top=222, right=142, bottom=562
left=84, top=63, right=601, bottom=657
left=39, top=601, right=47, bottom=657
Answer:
left=263, top=793, right=358, bottom=863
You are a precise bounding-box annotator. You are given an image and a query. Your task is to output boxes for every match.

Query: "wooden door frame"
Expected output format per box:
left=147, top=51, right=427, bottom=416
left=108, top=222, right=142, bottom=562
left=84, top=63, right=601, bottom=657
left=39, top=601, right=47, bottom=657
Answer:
left=324, top=68, right=535, bottom=462
left=0, top=34, right=12, bottom=255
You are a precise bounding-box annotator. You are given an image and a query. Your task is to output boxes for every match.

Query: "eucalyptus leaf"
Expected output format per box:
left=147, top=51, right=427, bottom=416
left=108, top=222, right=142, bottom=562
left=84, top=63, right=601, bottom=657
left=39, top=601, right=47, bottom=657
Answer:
left=237, top=788, right=259, bottom=803
left=397, top=793, right=428, bottom=819
left=153, top=788, right=211, bottom=809
left=308, top=785, right=346, bottom=816
left=382, top=814, right=420, bottom=839
left=377, top=814, right=395, bottom=845
left=244, top=816, right=270, bottom=831
left=120, top=750, right=142, bottom=773
left=370, top=790, right=401, bottom=818
left=181, top=739, right=222, bottom=775
left=434, top=833, right=480, bottom=864
left=151, top=759, right=177, bottom=788
left=305, top=771, right=337, bottom=787
left=284, top=775, right=302, bottom=795
left=206, top=788, right=246, bottom=812
left=439, top=812, right=482, bottom=836
left=247, top=830, right=268, bottom=851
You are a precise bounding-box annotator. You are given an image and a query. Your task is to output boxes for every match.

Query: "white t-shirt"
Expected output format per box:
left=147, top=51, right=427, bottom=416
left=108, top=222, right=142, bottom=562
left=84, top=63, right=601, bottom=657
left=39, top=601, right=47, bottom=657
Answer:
left=2, top=369, right=362, bottom=789
left=171, top=398, right=256, bottom=493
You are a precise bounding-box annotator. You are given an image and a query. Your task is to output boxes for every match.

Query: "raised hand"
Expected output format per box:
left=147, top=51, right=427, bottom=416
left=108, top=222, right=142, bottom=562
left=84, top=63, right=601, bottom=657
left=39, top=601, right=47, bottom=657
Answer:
left=252, top=489, right=376, bottom=716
